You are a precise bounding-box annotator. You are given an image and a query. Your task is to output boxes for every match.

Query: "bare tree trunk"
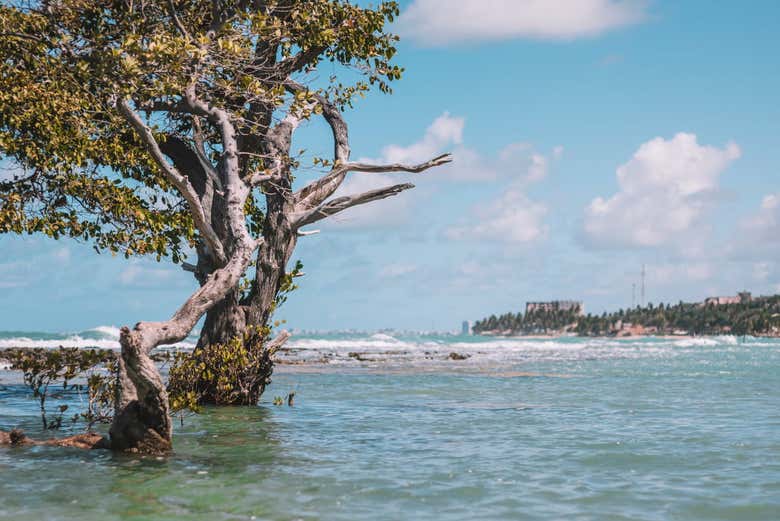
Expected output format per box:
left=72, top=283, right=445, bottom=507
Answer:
left=246, top=206, right=298, bottom=329
left=198, top=204, right=297, bottom=343
left=108, top=328, right=172, bottom=453
left=108, top=94, right=260, bottom=449
left=197, top=235, right=295, bottom=350
left=197, top=288, right=247, bottom=348
left=108, top=236, right=257, bottom=452
left=193, top=201, right=297, bottom=405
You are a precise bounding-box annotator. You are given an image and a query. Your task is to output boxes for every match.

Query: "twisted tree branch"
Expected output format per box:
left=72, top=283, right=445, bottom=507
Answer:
left=286, top=82, right=350, bottom=211
left=293, top=183, right=415, bottom=228
left=124, top=236, right=261, bottom=353
left=341, top=154, right=453, bottom=174
left=294, top=153, right=452, bottom=214
left=117, top=98, right=227, bottom=264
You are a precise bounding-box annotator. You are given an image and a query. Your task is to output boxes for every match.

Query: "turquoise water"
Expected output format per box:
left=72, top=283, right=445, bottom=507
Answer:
left=1, top=334, right=779, bottom=520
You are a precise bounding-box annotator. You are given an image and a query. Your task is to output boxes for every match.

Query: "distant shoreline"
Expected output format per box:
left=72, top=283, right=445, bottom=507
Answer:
left=473, top=332, right=780, bottom=340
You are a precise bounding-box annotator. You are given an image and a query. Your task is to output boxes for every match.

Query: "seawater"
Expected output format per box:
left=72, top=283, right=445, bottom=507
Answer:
left=1, top=332, right=779, bottom=520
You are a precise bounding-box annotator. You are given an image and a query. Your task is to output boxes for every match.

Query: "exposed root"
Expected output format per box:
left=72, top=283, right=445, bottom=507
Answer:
left=0, top=429, right=109, bottom=449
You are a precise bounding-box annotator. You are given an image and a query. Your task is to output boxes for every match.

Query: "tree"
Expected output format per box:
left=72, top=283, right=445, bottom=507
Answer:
left=1, top=1, right=449, bottom=451
left=196, top=78, right=450, bottom=356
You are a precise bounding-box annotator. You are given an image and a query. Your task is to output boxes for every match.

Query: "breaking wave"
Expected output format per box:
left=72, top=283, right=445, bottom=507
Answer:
left=276, top=333, right=770, bottom=368
left=1, top=328, right=775, bottom=370
left=0, top=325, right=197, bottom=350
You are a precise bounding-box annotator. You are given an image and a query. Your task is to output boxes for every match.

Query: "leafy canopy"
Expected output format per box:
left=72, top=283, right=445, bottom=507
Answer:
left=0, top=0, right=401, bottom=261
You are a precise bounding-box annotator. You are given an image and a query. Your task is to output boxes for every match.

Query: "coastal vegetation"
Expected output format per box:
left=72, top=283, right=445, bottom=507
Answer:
left=473, top=308, right=583, bottom=336
left=0, top=0, right=449, bottom=453
left=473, top=295, right=780, bottom=337
left=2, top=348, right=115, bottom=431
left=168, top=326, right=288, bottom=409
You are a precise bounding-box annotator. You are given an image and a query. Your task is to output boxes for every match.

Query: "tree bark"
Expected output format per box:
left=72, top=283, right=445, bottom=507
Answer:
left=109, top=236, right=257, bottom=452
left=246, top=204, right=298, bottom=329
left=197, top=288, right=248, bottom=348
left=194, top=200, right=296, bottom=406
left=109, top=327, right=173, bottom=454
left=109, top=93, right=259, bottom=451
left=198, top=203, right=297, bottom=342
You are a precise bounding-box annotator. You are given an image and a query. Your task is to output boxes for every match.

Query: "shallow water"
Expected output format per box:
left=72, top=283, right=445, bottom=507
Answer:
left=1, top=335, right=779, bottom=520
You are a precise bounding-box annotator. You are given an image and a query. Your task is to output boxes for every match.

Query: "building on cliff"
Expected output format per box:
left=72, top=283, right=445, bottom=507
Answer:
left=703, top=292, right=752, bottom=306
left=526, top=300, right=584, bottom=315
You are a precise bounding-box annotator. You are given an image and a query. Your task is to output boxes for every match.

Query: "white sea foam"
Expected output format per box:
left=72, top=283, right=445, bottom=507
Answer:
left=0, top=336, right=120, bottom=349
left=370, top=333, right=401, bottom=342
left=0, top=323, right=200, bottom=350
left=0, top=333, right=195, bottom=350
left=672, top=337, right=720, bottom=347
left=274, top=333, right=766, bottom=368
left=0, top=328, right=769, bottom=368
left=84, top=325, right=122, bottom=339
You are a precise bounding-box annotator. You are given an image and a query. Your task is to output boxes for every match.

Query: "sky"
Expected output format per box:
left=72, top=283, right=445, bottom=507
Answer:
left=1, top=0, right=779, bottom=332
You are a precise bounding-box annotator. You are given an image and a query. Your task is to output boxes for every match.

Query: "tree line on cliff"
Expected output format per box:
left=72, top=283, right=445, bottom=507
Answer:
left=473, top=296, right=780, bottom=337
left=473, top=308, right=583, bottom=335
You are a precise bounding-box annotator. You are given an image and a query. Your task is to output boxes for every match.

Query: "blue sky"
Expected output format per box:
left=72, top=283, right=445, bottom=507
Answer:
left=2, top=0, right=779, bottom=332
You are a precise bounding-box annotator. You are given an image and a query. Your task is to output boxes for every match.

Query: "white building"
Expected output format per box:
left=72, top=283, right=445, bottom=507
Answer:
left=525, top=301, right=584, bottom=315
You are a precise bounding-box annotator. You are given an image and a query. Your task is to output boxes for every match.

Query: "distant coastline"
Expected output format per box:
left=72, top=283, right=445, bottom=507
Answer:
left=472, top=292, right=780, bottom=339
left=474, top=331, right=780, bottom=339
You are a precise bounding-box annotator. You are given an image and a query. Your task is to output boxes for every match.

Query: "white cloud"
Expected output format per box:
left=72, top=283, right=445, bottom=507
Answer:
left=0, top=241, right=75, bottom=289
left=380, top=112, right=464, bottom=164
left=497, top=143, right=550, bottom=183
left=0, top=261, right=28, bottom=289
left=652, top=262, right=714, bottom=284
left=398, top=0, right=649, bottom=46
left=455, top=260, right=484, bottom=277
left=441, top=140, right=557, bottom=183
left=327, top=114, right=487, bottom=227
left=583, top=133, right=741, bottom=249
left=727, top=191, right=780, bottom=263
left=753, top=262, right=772, bottom=282
left=742, top=192, right=780, bottom=241
left=445, top=144, right=556, bottom=244
left=325, top=113, right=465, bottom=228
left=527, top=154, right=549, bottom=183
left=447, top=189, right=548, bottom=243
left=325, top=113, right=557, bottom=234
left=0, top=160, right=25, bottom=182
left=336, top=112, right=470, bottom=208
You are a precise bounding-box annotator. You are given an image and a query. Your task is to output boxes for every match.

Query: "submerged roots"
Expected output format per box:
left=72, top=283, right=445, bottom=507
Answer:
left=0, top=429, right=109, bottom=450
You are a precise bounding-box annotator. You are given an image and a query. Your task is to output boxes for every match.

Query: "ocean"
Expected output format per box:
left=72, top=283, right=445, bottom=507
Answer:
left=1, top=331, right=779, bottom=520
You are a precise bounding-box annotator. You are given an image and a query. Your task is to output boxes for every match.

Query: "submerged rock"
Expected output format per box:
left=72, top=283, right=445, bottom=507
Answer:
left=448, top=352, right=470, bottom=361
